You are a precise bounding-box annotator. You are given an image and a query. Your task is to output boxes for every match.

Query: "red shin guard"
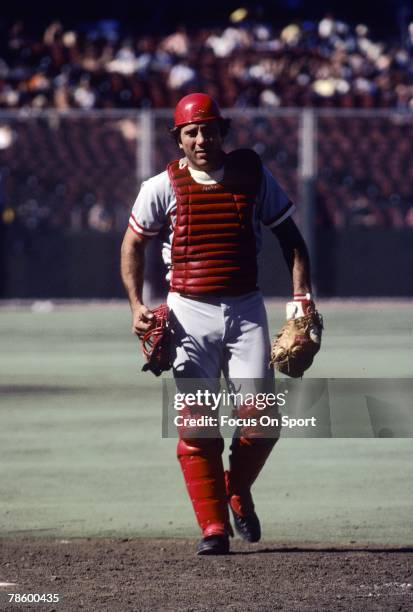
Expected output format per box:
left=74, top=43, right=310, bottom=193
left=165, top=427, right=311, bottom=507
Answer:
left=177, top=437, right=231, bottom=537
left=226, top=437, right=278, bottom=517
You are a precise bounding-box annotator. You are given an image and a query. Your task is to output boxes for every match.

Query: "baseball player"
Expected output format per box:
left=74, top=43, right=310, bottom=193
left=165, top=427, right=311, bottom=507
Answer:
left=121, top=93, right=313, bottom=555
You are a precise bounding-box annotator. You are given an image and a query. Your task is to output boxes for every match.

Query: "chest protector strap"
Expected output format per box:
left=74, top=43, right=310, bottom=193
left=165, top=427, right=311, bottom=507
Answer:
left=167, top=149, right=262, bottom=296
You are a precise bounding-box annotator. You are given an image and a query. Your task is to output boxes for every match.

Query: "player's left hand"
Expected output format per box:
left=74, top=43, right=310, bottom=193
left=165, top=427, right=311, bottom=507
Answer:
left=270, top=294, right=323, bottom=378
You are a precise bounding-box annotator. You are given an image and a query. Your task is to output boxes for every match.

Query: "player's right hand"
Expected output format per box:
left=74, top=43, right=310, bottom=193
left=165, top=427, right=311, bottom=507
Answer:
left=131, top=304, right=154, bottom=337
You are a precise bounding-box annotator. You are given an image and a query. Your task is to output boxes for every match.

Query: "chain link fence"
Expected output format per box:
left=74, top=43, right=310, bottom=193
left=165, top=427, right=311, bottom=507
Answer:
left=0, top=108, right=412, bottom=236
left=0, top=110, right=138, bottom=233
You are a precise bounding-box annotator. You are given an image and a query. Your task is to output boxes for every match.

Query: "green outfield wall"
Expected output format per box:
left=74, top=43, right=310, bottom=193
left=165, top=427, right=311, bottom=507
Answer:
left=1, top=228, right=413, bottom=299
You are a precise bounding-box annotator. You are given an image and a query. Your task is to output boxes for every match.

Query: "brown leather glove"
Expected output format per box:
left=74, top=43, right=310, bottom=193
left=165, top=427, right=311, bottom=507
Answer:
left=270, top=298, right=323, bottom=378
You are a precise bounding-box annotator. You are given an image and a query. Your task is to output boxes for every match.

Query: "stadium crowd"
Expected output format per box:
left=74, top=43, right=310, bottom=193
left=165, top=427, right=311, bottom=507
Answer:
left=0, top=16, right=412, bottom=110
left=0, top=15, right=412, bottom=232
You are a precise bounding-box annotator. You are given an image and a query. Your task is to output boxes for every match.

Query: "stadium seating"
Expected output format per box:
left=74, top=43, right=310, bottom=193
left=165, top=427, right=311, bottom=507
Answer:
left=0, top=17, right=412, bottom=229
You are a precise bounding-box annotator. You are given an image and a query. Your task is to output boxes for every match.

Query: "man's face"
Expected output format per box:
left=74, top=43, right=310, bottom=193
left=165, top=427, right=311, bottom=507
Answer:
left=178, top=120, right=223, bottom=172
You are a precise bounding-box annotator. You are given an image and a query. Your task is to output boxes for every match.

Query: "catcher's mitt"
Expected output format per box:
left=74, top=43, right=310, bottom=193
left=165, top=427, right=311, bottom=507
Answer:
left=141, top=303, right=172, bottom=376
left=270, top=304, right=323, bottom=378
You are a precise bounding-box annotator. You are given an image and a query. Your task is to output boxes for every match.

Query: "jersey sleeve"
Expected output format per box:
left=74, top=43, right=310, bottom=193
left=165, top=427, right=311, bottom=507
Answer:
left=257, top=166, right=296, bottom=228
left=128, top=171, right=172, bottom=237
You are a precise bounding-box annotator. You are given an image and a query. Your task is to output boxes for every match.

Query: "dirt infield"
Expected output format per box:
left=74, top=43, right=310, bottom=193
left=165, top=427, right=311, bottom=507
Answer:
left=1, top=539, right=412, bottom=612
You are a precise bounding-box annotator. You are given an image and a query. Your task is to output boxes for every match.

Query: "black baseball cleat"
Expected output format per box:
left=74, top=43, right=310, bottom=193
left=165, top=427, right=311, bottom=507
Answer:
left=196, top=534, right=230, bottom=556
left=230, top=507, right=261, bottom=543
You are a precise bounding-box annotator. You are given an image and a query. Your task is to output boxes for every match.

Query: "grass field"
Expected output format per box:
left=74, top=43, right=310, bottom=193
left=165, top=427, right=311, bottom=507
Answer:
left=0, top=300, right=412, bottom=545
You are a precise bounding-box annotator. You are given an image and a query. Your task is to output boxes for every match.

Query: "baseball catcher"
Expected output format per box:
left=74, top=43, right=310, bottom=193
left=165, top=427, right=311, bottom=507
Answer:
left=121, top=93, right=319, bottom=555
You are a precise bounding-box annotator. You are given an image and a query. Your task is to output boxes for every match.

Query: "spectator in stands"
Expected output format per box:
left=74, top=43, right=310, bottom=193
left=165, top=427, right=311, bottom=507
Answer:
left=1, top=16, right=413, bottom=111
left=0, top=15, right=412, bottom=230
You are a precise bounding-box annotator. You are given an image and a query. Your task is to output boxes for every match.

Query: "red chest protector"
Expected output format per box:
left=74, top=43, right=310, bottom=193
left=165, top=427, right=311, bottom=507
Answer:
left=167, top=149, right=262, bottom=297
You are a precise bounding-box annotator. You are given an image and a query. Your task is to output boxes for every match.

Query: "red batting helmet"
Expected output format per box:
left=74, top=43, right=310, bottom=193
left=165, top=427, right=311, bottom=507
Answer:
left=174, top=93, right=222, bottom=128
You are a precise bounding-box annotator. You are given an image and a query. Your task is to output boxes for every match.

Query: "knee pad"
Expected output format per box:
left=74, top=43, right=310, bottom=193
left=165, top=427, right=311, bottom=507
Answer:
left=235, top=401, right=281, bottom=440
left=177, top=436, right=224, bottom=459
